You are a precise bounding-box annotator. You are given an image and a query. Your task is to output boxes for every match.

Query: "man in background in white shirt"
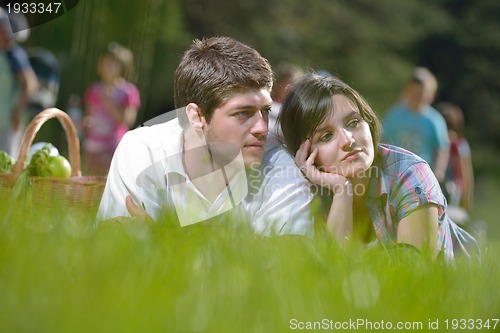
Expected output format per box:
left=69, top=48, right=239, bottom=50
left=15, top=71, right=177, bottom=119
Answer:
left=267, top=62, right=304, bottom=143
left=97, top=36, right=315, bottom=237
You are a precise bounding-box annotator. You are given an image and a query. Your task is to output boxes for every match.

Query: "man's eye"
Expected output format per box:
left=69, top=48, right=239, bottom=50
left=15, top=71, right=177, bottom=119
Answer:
left=320, top=132, right=334, bottom=142
left=235, top=111, right=250, bottom=117
left=262, top=107, right=271, bottom=115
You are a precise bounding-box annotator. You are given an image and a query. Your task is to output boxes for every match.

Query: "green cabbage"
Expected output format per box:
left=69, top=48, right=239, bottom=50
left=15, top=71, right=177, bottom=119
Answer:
left=27, top=144, right=52, bottom=177
left=0, top=151, right=15, bottom=173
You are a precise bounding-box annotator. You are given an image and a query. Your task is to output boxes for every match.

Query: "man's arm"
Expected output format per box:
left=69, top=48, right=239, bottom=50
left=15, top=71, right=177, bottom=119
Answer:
left=251, top=144, right=316, bottom=237
left=96, top=129, right=166, bottom=222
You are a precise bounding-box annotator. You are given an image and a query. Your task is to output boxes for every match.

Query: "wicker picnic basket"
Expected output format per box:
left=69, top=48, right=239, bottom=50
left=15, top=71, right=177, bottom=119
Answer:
left=0, top=108, right=106, bottom=211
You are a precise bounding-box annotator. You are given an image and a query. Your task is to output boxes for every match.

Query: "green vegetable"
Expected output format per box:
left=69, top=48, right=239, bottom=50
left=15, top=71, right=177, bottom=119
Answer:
left=47, top=155, right=72, bottom=178
left=28, top=145, right=51, bottom=177
left=27, top=142, right=59, bottom=164
left=0, top=151, right=15, bottom=173
left=27, top=144, right=72, bottom=178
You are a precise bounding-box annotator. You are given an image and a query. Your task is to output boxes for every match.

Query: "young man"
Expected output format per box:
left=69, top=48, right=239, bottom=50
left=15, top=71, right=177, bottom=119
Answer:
left=382, top=67, right=449, bottom=183
left=97, top=36, right=315, bottom=237
left=267, top=62, right=304, bottom=142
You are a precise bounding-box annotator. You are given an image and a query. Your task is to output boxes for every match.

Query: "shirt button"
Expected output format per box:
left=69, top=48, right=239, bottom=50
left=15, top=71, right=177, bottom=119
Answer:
left=415, top=187, right=422, bottom=194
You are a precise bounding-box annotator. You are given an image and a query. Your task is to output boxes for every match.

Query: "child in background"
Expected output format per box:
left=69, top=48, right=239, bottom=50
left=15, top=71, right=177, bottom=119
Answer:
left=436, top=102, right=474, bottom=224
left=83, top=42, right=140, bottom=176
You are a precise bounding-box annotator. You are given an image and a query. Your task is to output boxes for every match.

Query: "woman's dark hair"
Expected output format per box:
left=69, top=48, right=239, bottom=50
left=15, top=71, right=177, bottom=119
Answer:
left=277, top=73, right=382, bottom=156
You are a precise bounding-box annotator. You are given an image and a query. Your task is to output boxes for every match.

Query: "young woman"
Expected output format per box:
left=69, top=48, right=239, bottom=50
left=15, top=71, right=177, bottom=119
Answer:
left=277, top=73, right=479, bottom=262
left=436, top=102, right=474, bottom=215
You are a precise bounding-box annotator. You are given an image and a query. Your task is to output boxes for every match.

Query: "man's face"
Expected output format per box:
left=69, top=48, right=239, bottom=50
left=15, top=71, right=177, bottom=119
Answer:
left=405, top=82, right=425, bottom=111
left=203, top=88, right=272, bottom=169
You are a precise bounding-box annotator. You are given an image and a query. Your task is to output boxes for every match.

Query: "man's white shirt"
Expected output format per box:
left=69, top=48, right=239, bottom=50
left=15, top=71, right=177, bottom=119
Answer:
left=97, top=116, right=315, bottom=237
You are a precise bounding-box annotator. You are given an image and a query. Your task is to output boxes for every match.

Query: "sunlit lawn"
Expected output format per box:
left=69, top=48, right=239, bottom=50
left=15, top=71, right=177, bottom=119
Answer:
left=1, top=184, right=499, bottom=333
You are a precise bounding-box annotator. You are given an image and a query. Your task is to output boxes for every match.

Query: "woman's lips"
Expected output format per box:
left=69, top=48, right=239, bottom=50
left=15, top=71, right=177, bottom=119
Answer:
left=342, top=149, right=362, bottom=161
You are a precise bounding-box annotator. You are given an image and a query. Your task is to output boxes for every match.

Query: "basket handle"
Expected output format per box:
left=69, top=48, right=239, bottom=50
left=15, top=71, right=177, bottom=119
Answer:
left=10, top=108, right=82, bottom=179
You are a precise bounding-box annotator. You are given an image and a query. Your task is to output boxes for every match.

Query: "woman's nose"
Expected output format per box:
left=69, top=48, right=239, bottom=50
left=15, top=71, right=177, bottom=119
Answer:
left=339, top=128, right=354, bottom=149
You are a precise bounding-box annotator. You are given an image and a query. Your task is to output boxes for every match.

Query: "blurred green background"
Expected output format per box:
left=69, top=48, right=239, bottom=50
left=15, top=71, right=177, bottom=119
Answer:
left=23, top=0, right=500, bottom=141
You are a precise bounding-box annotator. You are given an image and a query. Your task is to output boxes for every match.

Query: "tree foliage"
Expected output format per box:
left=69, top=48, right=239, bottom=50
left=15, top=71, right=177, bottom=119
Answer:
left=24, top=0, right=500, bottom=147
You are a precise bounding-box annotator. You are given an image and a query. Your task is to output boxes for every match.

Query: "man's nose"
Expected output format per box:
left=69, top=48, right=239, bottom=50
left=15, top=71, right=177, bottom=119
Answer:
left=251, top=111, right=268, bottom=136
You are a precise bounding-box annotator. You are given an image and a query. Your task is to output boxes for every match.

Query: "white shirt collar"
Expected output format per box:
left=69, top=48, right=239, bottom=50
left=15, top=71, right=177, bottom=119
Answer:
left=162, top=118, right=249, bottom=226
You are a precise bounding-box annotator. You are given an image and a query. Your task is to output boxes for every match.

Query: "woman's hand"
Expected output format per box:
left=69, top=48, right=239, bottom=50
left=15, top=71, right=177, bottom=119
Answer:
left=296, top=139, right=353, bottom=242
left=295, top=139, right=350, bottom=194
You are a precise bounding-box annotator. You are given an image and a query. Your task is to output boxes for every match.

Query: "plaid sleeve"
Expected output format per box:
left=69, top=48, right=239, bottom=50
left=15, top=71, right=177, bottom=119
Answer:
left=392, top=161, right=446, bottom=221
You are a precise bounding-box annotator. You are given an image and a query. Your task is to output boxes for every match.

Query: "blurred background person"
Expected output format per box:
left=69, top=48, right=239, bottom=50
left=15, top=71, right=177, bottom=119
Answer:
left=436, top=102, right=474, bottom=225
left=67, top=94, right=84, bottom=142
left=25, top=46, right=60, bottom=119
left=382, top=67, right=449, bottom=183
left=0, top=8, right=38, bottom=158
left=268, top=62, right=303, bottom=143
left=83, top=41, right=140, bottom=176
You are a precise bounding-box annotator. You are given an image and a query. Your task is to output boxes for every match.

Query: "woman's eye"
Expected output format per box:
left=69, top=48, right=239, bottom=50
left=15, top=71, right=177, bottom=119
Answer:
left=319, top=132, right=334, bottom=142
left=347, top=118, right=360, bottom=128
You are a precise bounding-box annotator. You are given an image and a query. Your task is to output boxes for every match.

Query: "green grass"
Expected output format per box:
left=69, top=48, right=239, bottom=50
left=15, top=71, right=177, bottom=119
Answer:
left=1, top=198, right=499, bottom=333
left=468, top=142, right=500, bottom=242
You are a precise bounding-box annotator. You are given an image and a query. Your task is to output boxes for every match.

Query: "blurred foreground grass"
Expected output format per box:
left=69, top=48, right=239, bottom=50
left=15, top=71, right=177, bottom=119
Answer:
left=1, top=198, right=499, bottom=333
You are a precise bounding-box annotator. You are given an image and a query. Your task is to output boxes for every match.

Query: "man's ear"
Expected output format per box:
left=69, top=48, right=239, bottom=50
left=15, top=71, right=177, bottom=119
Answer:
left=185, top=103, right=205, bottom=130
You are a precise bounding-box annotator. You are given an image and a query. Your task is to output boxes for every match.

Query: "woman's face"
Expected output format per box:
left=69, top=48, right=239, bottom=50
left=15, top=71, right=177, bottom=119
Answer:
left=309, top=94, right=375, bottom=179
